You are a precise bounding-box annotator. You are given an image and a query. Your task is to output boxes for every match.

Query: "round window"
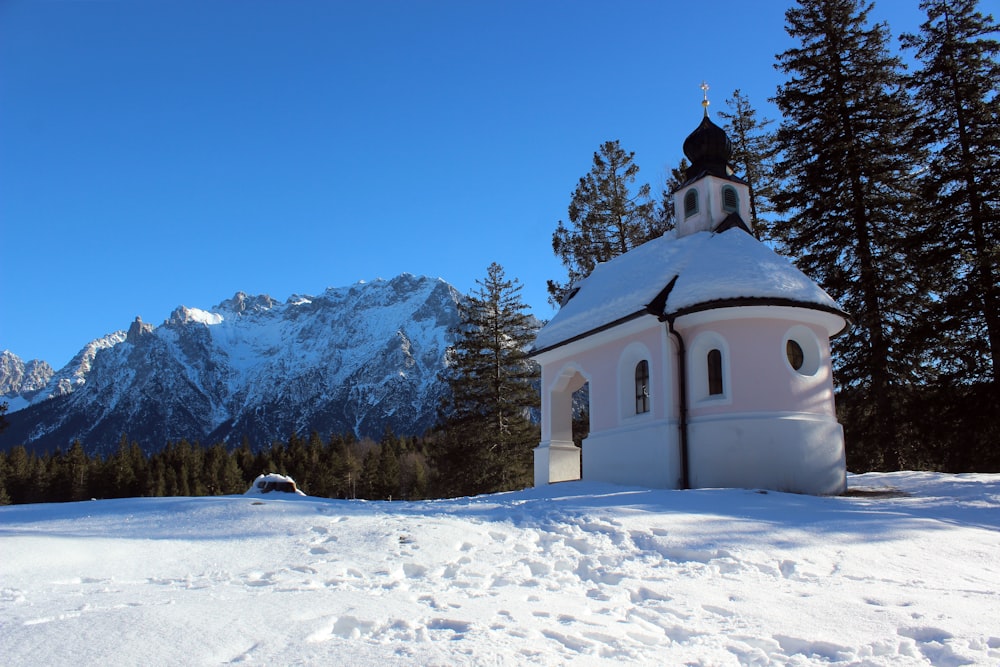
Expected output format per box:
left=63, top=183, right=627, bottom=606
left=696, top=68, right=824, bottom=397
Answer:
left=784, top=326, right=821, bottom=376
left=786, top=340, right=804, bottom=371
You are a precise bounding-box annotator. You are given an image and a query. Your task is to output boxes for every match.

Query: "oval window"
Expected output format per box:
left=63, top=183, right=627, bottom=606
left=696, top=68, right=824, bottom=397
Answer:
left=784, top=326, right=821, bottom=376
left=786, top=340, right=804, bottom=371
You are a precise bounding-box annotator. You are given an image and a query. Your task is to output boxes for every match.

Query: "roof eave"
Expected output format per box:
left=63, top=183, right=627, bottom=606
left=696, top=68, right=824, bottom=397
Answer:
left=529, top=309, right=654, bottom=358
left=529, top=276, right=680, bottom=358
left=666, top=297, right=852, bottom=336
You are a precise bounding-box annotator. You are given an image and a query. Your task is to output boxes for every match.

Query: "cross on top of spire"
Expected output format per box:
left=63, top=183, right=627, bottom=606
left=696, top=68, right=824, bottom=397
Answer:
left=682, top=81, right=733, bottom=181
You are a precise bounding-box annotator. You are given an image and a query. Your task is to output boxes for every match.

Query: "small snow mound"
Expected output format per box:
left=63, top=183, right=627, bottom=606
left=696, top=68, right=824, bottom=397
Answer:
left=245, top=473, right=306, bottom=496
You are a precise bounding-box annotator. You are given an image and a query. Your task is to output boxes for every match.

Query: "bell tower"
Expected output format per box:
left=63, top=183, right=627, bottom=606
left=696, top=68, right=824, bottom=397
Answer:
left=674, top=83, right=753, bottom=238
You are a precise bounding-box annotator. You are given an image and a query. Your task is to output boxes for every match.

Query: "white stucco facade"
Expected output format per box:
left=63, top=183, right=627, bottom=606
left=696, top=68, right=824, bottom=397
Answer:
left=533, top=303, right=847, bottom=495
left=534, top=318, right=684, bottom=491
left=532, top=112, right=849, bottom=495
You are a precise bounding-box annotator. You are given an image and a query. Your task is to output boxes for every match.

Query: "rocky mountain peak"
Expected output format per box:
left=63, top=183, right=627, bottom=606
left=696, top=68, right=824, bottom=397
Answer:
left=216, top=292, right=277, bottom=314
left=0, top=351, right=55, bottom=395
left=126, top=316, right=154, bottom=343
left=2, top=274, right=471, bottom=455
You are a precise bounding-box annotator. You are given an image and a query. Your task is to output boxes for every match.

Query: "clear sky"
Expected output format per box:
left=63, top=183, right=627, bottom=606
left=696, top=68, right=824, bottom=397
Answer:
left=1, top=0, right=930, bottom=368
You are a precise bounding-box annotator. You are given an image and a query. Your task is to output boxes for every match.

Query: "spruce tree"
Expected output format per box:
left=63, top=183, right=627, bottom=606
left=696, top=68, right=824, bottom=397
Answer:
left=435, top=263, right=539, bottom=496
left=105, top=435, right=148, bottom=498
left=170, top=440, right=195, bottom=496
left=651, top=158, right=689, bottom=236
left=0, top=450, right=9, bottom=503
left=901, top=0, right=1000, bottom=391
left=147, top=454, right=167, bottom=497
left=203, top=442, right=243, bottom=495
left=773, top=0, right=927, bottom=470
left=359, top=447, right=378, bottom=499
left=373, top=427, right=401, bottom=500
left=334, top=433, right=362, bottom=499
left=401, top=450, right=430, bottom=500
left=548, top=141, right=661, bottom=305
left=717, top=90, right=779, bottom=240
left=303, top=431, right=334, bottom=497
left=3, top=446, right=28, bottom=503
left=0, top=453, right=11, bottom=505
left=234, top=437, right=255, bottom=483
left=52, top=441, right=91, bottom=501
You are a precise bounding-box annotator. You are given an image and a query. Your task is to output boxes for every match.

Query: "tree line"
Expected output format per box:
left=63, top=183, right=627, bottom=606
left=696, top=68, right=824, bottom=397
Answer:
left=0, top=429, right=452, bottom=505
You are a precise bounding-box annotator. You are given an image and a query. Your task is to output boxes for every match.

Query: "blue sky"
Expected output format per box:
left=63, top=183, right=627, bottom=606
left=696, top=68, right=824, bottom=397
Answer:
left=1, top=0, right=929, bottom=368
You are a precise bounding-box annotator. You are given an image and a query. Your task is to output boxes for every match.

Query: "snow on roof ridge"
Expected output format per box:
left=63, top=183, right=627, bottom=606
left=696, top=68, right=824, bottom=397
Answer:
left=534, top=229, right=844, bottom=353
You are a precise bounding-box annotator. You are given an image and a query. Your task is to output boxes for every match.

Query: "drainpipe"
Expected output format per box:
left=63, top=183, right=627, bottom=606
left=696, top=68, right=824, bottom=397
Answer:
left=666, top=316, right=690, bottom=490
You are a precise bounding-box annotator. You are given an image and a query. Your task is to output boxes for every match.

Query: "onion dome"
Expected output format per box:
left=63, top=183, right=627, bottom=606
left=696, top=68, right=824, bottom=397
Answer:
left=682, top=114, right=732, bottom=179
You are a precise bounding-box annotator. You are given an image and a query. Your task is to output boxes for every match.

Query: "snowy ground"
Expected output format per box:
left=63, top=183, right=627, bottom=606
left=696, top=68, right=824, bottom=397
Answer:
left=2, top=473, right=998, bottom=666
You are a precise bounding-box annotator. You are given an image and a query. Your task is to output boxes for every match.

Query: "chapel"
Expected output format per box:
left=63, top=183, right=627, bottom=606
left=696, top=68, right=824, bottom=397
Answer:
left=530, top=97, right=850, bottom=495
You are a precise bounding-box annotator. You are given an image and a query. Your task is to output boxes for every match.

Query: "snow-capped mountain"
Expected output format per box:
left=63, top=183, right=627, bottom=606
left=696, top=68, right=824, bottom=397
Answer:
left=2, top=274, right=462, bottom=454
left=0, top=351, right=56, bottom=413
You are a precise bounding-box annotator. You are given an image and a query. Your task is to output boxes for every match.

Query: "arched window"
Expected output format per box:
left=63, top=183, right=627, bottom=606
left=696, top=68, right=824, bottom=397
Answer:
left=634, top=360, right=650, bottom=414
left=722, top=185, right=739, bottom=213
left=618, top=342, right=656, bottom=421
left=690, top=332, right=730, bottom=404
left=684, top=190, right=698, bottom=218
left=707, top=349, right=723, bottom=396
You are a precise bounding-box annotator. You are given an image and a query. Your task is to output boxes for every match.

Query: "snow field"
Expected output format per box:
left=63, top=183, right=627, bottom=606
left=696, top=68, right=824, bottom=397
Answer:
left=1, top=473, right=999, bottom=665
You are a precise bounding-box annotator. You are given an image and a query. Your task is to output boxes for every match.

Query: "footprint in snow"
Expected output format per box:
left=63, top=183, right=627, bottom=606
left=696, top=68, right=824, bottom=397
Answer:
left=307, top=615, right=376, bottom=642
left=402, top=563, right=427, bottom=578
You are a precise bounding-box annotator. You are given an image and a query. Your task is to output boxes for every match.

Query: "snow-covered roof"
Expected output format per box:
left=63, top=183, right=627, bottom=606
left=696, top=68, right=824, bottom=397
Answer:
left=533, top=228, right=847, bottom=354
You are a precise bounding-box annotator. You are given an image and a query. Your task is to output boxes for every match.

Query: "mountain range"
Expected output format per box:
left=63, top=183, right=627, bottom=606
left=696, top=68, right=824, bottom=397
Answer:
left=1, top=274, right=463, bottom=455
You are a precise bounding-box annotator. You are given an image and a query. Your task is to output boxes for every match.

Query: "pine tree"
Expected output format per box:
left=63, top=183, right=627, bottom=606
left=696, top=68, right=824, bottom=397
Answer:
left=148, top=455, right=168, bottom=497
left=285, top=432, right=307, bottom=478
left=170, top=440, right=195, bottom=496
left=108, top=435, right=146, bottom=498
left=372, top=427, right=402, bottom=500
left=359, top=447, right=378, bottom=499
left=773, top=0, right=928, bottom=470
left=548, top=141, right=661, bottom=305
left=0, top=451, right=11, bottom=505
left=234, top=437, right=255, bottom=484
left=650, top=158, right=689, bottom=236
left=435, top=263, right=539, bottom=496
left=322, top=433, right=360, bottom=499
left=400, top=450, right=430, bottom=500
left=52, top=441, right=91, bottom=501
left=717, top=90, right=779, bottom=240
left=3, top=446, right=29, bottom=503
left=203, top=443, right=242, bottom=495
left=901, top=0, right=1000, bottom=391
left=300, top=431, right=333, bottom=497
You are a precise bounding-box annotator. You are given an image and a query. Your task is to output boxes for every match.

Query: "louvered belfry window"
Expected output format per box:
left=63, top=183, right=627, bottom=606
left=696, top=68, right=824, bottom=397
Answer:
left=684, top=190, right=698, bottom=218
left=722, top=186, right=738, bottom=212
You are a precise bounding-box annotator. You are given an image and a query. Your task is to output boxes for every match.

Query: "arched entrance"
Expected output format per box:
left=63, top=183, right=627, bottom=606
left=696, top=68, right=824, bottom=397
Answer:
left=534, top=364, right=588, bottom=485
